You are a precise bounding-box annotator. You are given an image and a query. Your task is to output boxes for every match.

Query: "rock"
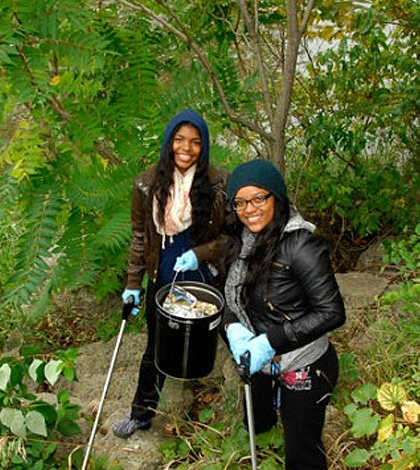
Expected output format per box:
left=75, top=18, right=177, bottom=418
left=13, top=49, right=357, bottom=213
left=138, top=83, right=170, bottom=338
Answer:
left=335, top=272, right=390, bottom=314
left=73, top=331, right=230, bottom=469
left=356, top=240, right=387, bottom=272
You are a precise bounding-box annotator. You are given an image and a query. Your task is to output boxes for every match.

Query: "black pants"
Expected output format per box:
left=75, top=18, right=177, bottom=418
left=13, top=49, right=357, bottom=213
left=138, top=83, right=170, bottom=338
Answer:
left=130, top=281, right=166, bottom=421
left=246, top=343, right=339, bottom=470
left=131, top=267, right=213, bottom=421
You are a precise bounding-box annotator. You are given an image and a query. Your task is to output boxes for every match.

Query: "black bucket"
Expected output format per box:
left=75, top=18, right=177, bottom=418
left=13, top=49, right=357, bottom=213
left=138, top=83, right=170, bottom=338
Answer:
left=155, top=281, right=224, bottom=380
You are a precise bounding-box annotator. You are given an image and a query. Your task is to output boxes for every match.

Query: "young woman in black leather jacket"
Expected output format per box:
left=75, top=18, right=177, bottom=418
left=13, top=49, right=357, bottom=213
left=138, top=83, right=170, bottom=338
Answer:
left=224, top=159, right=346, bottom=470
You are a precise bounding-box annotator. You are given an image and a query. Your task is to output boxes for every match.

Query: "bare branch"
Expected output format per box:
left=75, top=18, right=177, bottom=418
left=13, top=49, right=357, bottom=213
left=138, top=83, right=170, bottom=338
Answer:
left=270, top=0, right=315, bottom=170
left=236, top=0, right=274, bottom=127
left=299, top=0, right=315, bottom=38
left=118, top=0, right=273, bottom=141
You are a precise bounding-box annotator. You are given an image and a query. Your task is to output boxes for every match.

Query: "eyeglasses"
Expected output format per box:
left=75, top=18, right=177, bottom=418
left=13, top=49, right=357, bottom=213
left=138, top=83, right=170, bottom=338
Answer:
left=232, top=193, right=273, bottom=211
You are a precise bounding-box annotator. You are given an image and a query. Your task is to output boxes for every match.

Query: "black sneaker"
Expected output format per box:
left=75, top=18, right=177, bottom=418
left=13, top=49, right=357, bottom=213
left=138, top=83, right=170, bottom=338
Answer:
left=112, top=416, right=152, bottom=438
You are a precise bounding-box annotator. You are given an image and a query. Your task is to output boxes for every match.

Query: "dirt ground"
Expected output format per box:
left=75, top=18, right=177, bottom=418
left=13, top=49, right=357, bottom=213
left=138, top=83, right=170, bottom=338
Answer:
left=69, top=328, right=233, bottom=469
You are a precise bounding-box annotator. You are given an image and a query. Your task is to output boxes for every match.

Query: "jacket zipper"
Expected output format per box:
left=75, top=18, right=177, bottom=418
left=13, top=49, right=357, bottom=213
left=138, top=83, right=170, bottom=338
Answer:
left=267, top=301, right=292, bottom=321
left=272, top=261, right=288, bottom=269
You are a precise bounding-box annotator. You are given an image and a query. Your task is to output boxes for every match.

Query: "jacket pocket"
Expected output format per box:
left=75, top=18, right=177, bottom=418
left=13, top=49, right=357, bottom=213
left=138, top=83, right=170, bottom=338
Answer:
left=266, top=301, right=292, bottom=321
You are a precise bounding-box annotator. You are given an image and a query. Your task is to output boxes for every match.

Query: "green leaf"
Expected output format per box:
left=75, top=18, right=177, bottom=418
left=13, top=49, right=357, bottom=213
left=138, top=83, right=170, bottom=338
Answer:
left=8, top=409, right=27, bottom=438
left=351, top=383, right=377, bottom=404
left=44, top=359, right=63, bottom=386
left=0, top=407, right=16, bottom=427
left=0, top=363, right=11, bottom=390
left=344, top=402, right=358, bottom=419
left=344, top=448, right=371, bottom=467
left=198, top=408, right=214, bottom=424
left=158, top=438, right=190, bottom=460
left=61, top=403, right=81, bottom=421
left=25, top=410, right=47, bottom=437
left=56, top=417, right=81, bottom=436
left=62, top=364, right=76, bottom=382
left=349, top=408, right=380, bottom=438
left=31, top=401, right=58, bottom=426
left=20, top=345, right=42, bottom=357
left=260, top=456, right=283, bottom=469
left=57, top=388, right=70, bottom=404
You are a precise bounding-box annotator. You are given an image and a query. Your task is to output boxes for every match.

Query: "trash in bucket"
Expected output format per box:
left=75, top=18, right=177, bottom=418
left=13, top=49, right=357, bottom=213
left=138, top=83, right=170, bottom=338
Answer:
left=155, top=282, right=224, bottom=380
left=162, top=291, right=219, bottom=319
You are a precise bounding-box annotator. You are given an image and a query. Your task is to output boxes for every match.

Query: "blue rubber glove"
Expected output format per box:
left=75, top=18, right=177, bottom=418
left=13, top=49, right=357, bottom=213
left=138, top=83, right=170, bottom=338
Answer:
left=173, top=250, right=199, bottom=272
left=245, top=334, right=276, bottom=375
left=226, top=323, right=255, bottom=363
left=122, top=288, right=141, bottom=316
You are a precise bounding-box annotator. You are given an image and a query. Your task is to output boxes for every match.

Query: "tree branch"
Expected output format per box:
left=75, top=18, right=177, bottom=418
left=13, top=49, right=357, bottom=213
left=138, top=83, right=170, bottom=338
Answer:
left=118, top=0, right=274, bottom=142
left=271, top=0, right=315, bottom=170
left=299, top=0, right=315, bottom=38
left=236, top=0, right=274, bottom=127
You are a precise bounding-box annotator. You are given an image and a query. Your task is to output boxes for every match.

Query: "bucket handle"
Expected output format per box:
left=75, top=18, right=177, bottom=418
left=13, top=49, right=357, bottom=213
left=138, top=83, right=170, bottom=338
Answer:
left=171, top=266, right=206, bottom=284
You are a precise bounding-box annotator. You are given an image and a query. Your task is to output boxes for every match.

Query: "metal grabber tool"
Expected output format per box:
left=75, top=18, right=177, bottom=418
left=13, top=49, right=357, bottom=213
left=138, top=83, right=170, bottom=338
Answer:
left=238, top=351, right=258, bottom=470
left=81, top=296, right=136, bottom=470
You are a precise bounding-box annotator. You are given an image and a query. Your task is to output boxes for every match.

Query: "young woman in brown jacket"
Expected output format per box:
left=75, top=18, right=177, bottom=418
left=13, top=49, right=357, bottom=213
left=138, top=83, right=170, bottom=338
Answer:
left=113, top=109, right=229, bottom=438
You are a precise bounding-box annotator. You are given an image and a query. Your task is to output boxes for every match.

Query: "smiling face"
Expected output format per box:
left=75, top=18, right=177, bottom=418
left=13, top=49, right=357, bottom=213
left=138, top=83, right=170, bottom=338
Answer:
left=172, top=124, right=202, bottom=174
left=234, top=185, right=275, bottom=233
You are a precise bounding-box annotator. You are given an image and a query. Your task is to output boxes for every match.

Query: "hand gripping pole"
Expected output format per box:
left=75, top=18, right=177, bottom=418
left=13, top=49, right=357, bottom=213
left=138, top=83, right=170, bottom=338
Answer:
left=238, top=351, right=258, bottom=470
left=81, top=297, right=135, bottom=470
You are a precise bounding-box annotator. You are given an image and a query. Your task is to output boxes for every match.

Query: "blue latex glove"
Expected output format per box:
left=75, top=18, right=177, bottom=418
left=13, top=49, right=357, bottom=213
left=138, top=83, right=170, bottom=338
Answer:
left=245, top=334, right=276, bottom=375
left=122, top=288, right=141, bottom=316
left=226, top=323, right=255, bottom=363
left=173, top=250, right=198, bottom=272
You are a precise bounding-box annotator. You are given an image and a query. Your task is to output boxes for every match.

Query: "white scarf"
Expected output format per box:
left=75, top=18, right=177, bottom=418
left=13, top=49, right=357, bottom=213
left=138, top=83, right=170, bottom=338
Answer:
left=152, top=165, right=196, bottom=248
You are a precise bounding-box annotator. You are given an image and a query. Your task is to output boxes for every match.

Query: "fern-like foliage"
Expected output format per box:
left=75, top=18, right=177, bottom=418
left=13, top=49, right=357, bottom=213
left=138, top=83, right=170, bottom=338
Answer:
left=0, top=0, right=167, bottom=321
left=4, top=181, right=64, bottom=308
left=0, top=0, right=239, bottom=325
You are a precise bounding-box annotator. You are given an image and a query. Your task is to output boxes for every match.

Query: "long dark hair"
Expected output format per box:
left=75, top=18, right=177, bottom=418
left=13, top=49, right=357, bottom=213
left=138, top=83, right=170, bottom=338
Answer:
left=224, top=197, right=291, bottom=312
left=149, top=123, right=214, bottom=245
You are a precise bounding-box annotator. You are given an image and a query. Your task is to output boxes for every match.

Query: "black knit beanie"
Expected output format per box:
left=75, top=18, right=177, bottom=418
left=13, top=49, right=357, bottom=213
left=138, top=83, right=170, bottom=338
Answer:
left=227, top=159, right=287, bottom=202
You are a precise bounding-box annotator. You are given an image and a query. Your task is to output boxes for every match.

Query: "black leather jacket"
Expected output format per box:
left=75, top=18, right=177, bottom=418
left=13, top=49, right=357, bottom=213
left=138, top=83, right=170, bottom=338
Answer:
left=226, top=228, right=345, bottom=355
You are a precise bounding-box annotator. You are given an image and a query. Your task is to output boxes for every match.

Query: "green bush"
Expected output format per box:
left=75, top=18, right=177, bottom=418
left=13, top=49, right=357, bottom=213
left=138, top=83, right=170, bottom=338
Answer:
left=344, top=381, right=420, bottom=469
left=0, top=346, right=82, bottom=468
left=292, top=156, right=420, bottom=270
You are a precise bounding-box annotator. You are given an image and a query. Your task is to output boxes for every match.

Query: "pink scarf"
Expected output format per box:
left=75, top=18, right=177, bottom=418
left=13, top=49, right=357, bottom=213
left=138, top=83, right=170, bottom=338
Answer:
left=152, top=165, right=196, bottom=247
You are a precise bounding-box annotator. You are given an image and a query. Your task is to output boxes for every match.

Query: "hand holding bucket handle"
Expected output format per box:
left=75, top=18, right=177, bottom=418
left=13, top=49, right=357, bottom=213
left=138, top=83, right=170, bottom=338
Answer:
left=238, top=351, right=258, bottom=470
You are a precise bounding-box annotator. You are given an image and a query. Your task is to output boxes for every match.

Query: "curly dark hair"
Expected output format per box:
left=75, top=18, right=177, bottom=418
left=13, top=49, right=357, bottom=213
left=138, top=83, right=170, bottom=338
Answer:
left=224, top=197, right=290, bottom=312
left=149, top=123, right=215, bottom=245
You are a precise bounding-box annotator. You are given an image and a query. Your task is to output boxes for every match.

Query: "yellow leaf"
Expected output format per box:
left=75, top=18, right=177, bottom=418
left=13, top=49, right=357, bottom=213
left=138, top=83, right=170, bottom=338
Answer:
left=401, top=400, right=420, bottom=424
left=51, top=75, right=61, bottom=86
left=377, top=414, right=394, bottom=442
left=377, top=383, right=407, bottom=411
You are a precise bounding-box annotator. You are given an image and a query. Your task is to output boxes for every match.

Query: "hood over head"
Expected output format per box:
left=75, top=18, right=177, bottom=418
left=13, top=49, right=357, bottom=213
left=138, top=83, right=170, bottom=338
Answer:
left=160, top=109, right=210, bottom=162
